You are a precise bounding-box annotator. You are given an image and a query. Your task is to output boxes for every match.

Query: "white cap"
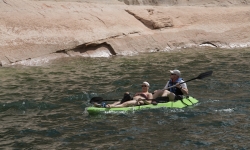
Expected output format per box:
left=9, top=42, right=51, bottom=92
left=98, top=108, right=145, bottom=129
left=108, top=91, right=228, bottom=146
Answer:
left=142, top=81, right=150, bottom=87
left=170, top=70, right=181, bottom=77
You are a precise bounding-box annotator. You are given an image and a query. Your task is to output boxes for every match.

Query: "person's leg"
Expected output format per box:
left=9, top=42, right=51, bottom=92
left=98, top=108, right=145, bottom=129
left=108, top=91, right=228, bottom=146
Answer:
left=93, top=102, right=102, bottom=107
left=152, top=90, right=164, bottom=99
left=110, top=100, right=137, bottom=108
left=161, top=90, right=175, bottom=101
left=151, top=90, right=164, bottom=105
left=108, top=101, right=121, bottom=107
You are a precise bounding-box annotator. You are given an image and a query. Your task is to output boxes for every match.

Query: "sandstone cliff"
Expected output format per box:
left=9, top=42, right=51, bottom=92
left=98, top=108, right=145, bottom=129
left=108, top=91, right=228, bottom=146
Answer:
left=122, top=0, right=250, bottom=6
left=1, top=0, right=250, bottom=66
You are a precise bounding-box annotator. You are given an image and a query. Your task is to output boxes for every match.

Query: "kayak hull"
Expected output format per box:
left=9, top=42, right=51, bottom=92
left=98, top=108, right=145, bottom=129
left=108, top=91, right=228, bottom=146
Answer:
left=87, top=96, right=199, bottom=115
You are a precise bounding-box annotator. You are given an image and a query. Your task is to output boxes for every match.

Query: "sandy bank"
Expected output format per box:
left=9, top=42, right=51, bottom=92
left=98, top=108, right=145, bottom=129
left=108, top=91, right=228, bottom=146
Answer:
left=1, top=0, right=250, bottom=66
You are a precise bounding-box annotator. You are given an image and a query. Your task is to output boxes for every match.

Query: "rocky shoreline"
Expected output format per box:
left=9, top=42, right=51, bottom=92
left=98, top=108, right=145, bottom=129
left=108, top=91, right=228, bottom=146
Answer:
left=1, top=0, right=250, bottom=66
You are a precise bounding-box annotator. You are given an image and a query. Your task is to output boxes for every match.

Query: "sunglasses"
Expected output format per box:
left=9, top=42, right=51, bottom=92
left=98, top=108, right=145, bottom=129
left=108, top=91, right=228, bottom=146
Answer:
left=141, top=85, right=148, bottom=87
left=170, top=73, right=176, bottom=75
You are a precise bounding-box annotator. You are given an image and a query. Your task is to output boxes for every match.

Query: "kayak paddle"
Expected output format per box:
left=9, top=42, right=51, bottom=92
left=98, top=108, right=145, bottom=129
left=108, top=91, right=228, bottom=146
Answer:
left=90, top=71, right=213, bottom=103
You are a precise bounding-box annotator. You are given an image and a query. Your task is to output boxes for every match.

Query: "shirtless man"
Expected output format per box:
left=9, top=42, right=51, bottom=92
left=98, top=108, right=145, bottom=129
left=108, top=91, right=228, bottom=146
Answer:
left=104, top=81, right=153, bottom=108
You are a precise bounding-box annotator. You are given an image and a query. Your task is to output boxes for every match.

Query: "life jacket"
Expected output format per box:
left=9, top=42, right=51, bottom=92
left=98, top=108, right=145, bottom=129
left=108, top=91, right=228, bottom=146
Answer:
left=168, top=78, right=183, bottom=95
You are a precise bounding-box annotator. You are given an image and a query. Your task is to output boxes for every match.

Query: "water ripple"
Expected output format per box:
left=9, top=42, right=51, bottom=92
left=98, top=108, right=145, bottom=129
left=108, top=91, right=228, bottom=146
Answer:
left=0, top=48, right=250, bottom=149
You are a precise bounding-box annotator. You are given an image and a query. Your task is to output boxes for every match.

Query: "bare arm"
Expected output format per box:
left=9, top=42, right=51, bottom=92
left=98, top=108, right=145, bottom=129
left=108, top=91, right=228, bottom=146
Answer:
left=181, top=87, right=188, bottom=95
left=176, top=83, right=188, bottom=95
left=143, top=93, right=153, bottom=104
left=148, top=93, right=153, bottom=99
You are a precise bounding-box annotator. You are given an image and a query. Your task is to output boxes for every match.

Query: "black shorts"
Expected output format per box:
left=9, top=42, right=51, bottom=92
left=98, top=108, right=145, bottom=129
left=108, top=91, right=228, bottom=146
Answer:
left=174, top=95, right=183, bottom=100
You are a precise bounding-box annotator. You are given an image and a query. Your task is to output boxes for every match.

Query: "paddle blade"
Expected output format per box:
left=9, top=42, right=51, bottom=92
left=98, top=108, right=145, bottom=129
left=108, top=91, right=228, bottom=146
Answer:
left=90, top=97, right=103, bottom=103
left=179, top=71, right=213, bottom=84
left=197, top=71, right=213, bottom=79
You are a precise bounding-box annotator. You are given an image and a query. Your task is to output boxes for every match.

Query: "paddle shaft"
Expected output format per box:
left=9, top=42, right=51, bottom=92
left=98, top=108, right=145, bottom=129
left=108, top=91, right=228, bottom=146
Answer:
left=164, top=77, right=197, bottom=89
left=164, top=71, right=213, bottom=90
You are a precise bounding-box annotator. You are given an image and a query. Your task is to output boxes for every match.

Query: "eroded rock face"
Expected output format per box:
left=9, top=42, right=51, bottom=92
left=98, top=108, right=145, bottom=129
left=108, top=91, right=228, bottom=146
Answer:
left=126, top=9, right=173, bottom=29
left=1, top=0, right=250, bottom=66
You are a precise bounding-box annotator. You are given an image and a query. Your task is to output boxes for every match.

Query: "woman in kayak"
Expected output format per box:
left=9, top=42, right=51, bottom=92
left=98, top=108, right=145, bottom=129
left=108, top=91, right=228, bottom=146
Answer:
left=96, top=81, right=153, bottom=108
left=152, top=70, right=188, bottom=103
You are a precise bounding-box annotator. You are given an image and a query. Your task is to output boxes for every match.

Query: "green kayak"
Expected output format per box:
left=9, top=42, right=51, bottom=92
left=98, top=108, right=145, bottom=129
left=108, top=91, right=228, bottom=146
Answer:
left=87, top=96, right=199, bottom=115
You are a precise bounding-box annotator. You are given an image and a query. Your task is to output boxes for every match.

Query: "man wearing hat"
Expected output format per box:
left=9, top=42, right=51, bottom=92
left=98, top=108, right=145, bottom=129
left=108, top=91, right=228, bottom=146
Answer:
left=153, top=69, right=188, bottom=102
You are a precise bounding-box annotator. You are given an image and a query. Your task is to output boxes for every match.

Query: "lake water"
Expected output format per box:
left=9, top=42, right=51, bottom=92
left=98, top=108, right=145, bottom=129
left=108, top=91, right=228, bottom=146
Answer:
left=0, top=48, right=249, bottom=149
